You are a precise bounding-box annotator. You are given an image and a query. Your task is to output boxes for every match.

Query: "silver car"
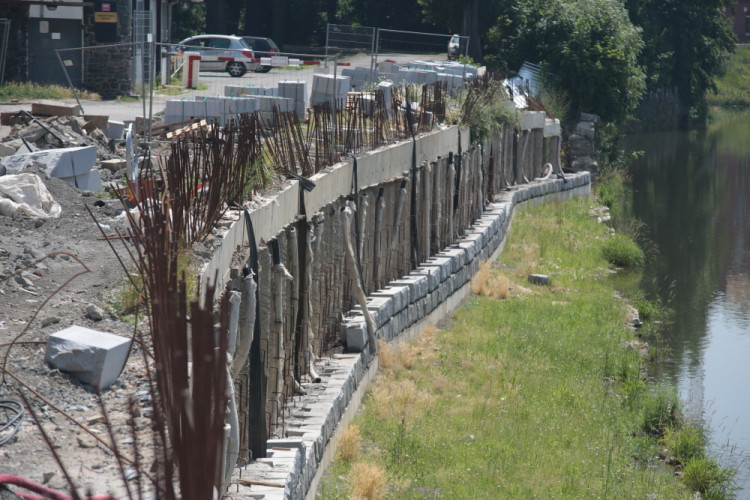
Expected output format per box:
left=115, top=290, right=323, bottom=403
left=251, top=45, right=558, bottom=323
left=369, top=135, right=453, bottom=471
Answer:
left=176, top=35, right=259, bottom=77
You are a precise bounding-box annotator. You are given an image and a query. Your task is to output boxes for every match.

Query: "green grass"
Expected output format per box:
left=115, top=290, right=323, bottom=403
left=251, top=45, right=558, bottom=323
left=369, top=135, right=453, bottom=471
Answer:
left=318, top=197, right=735, bottom=499
left=709, top=46, right=750, bottom=111
left=0, top=81, right=101, bottom=101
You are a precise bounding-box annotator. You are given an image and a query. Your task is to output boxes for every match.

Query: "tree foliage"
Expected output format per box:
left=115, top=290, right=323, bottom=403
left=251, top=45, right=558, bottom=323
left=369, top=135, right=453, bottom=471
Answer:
left=624, top=0, right=735, bottom=125
left=484, top=0, right=645, bottom=123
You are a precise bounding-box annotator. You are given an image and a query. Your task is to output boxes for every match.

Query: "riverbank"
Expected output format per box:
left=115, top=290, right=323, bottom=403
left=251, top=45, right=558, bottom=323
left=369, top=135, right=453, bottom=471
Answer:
left=317, top=195, right=736, bottom=498
left=708, top=45, right=750, bottom=118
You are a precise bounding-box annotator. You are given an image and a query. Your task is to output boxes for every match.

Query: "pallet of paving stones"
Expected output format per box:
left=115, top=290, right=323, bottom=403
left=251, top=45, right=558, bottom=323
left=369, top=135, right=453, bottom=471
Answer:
left=144, top=118, right=207, bottom=140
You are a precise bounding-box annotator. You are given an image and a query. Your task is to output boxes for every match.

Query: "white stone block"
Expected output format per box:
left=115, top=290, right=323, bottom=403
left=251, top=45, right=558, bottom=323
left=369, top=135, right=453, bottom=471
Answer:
left=45, top=325, right=131, bottom=390
left=0, top=145, right=97, bottom=178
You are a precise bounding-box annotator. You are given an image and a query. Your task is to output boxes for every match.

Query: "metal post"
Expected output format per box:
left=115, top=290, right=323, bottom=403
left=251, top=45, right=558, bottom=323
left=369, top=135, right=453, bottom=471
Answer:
left=0, top=19, right=10, bottom=86
left=148, top=36, right=155, bottom=141
left=55, top=49, right=84, bottom=114
left=331, top=54, right=338, bottom=165
left=325, top=23, right=330, bottom=68
left=369, top=26, right=376, bottom=75
left=372, top=28, right=380, bottom=73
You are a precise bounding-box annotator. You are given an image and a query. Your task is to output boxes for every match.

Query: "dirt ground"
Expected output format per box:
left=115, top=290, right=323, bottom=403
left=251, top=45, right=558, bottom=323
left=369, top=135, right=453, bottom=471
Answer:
left=0, top=159, right=157, bottom=497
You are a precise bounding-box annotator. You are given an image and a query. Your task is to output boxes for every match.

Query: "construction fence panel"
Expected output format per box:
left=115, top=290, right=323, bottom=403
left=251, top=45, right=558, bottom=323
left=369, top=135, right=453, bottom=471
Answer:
left=375, top=29, right=468, bottom=61
left=325, top=23, right=376, bottom=56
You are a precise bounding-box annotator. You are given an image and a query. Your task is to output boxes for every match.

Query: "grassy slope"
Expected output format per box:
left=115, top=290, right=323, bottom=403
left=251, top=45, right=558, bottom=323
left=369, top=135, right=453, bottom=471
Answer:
left=708, top=45, right=750, bottom=113
left=319, top=197, right=694, bottom=499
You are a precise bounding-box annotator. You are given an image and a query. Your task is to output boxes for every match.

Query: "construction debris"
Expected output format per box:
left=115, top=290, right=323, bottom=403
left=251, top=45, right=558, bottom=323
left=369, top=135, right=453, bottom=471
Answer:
left=44, top=325, right=131, bottom=390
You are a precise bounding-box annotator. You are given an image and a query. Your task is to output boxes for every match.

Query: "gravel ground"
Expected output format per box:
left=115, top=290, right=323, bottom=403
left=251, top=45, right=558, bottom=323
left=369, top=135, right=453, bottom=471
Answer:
left=0, top=163, right=158, bottom=497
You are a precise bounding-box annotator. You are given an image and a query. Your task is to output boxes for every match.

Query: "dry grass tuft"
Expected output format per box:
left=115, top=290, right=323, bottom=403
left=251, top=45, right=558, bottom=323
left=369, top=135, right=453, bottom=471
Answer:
left=378, top=323, right=439, bottom=372
left=337, top=424, right=361, bottom=463
left=377, top=339, right=398, bottom=370
left=471, top=261, right=510, bottom=299
left=350, top=461, right=387, bottom=500
left=371, top=376, right=434, bottom=423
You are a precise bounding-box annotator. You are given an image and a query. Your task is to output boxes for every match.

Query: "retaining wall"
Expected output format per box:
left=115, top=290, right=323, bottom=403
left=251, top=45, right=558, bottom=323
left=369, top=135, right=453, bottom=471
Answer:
left=195, top=114, right=590, bottom=499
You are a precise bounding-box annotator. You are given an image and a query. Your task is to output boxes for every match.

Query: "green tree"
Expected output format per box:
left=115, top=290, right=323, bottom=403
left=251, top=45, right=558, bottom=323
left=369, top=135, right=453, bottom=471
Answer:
left=485, top=0, right=645, bottom=123
left=624, top=0, right=735, bottom=126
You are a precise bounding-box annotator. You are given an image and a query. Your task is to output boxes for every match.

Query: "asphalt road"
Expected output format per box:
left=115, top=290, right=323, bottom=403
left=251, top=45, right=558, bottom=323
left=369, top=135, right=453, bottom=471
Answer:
left=0, top=52, right=445, bottom=129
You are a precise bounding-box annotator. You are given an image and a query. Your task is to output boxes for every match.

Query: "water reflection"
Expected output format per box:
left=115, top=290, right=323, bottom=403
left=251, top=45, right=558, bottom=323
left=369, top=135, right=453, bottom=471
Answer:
left=624, top=113, right=750, bottom=491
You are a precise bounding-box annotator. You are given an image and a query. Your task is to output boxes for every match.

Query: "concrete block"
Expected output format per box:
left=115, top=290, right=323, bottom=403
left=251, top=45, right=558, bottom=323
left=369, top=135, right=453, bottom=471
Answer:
left=354, top=296, right=392, bottom=327
left=106, top=120, right=125, bottom=140
left=389, top=275, right=428, bottom=303
left=45, top=325, right=131, bottom=390
left=0, top=145, right=97, bottom=178
left=422, top=256, right=452, bottom=282
left=413, top=266, right=441, bottom=291
left=435, top=248, right=465, bottom=273
left=455, top=239, right=477, bottom=262
left=528, top=274, right=550, bottom=286
left=370, top=285, right=410, bottom=314
left=59, top=168, right=101, bottom=192
left=0, top=143, right=16, bottom=157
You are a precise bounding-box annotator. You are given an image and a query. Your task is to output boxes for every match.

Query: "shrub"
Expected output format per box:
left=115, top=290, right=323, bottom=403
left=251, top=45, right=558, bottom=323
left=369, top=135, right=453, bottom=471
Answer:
left=682, top=456, right=737, bottom=499
left=663, top=425, right=706, bottom=464
left=602, top=233, right=644, bottom=268
left=641, top=384, right=680, bottom=436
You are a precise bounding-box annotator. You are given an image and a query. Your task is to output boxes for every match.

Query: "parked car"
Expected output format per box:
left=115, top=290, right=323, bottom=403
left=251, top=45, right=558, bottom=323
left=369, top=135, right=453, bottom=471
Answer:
left=242, top=36, right=280, bottom=73
left=447, top=34, right=461, bottom=60
left=174, top=34, right=258, bottom=77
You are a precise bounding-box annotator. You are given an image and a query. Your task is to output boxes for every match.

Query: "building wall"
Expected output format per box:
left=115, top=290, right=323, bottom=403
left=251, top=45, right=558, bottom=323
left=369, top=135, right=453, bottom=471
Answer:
left=82, top=0, right=133, bottom=98
left=0, top=5, right=29, bottom=82
left=727, top=1, right=750, bottom=43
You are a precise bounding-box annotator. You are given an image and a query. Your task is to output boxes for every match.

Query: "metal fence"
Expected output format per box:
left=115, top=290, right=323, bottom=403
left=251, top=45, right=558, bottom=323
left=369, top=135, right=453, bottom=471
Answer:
left=326, top=23, right=470, bottom=67
left=325, top=23, right=377, bottom=56
left=376, top=28, right=467, bottom=59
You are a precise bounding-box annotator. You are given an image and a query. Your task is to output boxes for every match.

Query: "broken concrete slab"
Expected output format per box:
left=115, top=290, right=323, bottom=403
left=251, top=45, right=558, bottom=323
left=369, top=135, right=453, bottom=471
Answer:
left=45, top=325, right=131, bottom=390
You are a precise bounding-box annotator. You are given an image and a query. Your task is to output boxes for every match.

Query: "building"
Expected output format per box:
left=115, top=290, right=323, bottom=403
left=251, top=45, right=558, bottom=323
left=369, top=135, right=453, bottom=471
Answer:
left=726, top=1, right=750, bottom=43
left=0, top=0, right=197, bottom=98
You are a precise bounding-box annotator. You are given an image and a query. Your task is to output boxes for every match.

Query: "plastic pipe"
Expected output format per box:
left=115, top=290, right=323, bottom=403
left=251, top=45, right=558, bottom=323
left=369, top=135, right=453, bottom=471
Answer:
left=231, top=272, right=256, bottom=378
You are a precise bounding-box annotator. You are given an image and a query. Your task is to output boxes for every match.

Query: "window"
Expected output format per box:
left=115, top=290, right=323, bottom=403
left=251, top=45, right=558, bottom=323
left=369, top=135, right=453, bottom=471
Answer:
left=208, top=38, right=231, bottom=49
left=745, top=11, right=750, bottom=36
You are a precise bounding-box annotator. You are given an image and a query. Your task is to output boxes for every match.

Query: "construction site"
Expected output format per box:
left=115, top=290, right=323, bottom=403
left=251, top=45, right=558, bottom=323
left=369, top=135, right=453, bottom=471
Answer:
left=0, top=61, right=589, bottom=499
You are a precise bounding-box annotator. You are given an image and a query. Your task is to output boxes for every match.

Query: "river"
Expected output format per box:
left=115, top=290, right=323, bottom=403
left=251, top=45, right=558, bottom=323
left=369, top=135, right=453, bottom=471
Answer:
left=623, top=113, right=750, bottom=494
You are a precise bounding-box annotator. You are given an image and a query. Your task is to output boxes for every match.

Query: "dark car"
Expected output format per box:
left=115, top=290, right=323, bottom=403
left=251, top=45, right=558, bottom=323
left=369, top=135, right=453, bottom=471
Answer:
left=242, top=36, right=280, bottom=73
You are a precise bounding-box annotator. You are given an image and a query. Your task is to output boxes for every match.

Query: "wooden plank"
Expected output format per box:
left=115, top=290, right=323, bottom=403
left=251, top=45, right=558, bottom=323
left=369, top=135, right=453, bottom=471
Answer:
left=0, top=111, right=26, bottom=126
left=31, top=101, right=81, bottom=117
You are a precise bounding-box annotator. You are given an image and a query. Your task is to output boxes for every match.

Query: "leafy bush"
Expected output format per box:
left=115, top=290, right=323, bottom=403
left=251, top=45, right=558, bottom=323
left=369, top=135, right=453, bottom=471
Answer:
left=663, top=425, right=706, bottom=464
left=682, top=457, right=737, bottom=499
left=641, top=384, right=680, bottom=436
left=602, top=234, right=645, bottom=268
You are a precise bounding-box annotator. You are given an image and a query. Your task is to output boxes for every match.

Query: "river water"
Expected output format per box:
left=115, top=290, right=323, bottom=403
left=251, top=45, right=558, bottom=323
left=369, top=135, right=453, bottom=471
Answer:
left=623, top=113, right=750, bottom=494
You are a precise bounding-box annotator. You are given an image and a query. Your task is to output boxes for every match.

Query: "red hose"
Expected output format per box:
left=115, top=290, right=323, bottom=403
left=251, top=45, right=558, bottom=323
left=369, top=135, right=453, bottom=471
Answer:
left=0, top=474, right=119, bottom=500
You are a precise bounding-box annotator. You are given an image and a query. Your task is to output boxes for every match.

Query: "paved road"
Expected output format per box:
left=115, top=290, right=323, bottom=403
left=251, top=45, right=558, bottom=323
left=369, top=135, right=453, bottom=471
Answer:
left=0, top=52, right=445, bottom=129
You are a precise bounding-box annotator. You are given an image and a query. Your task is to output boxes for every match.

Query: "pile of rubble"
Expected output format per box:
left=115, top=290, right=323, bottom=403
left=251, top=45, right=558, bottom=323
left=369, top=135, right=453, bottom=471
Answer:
left=0, top=102, right=135, bottom=196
